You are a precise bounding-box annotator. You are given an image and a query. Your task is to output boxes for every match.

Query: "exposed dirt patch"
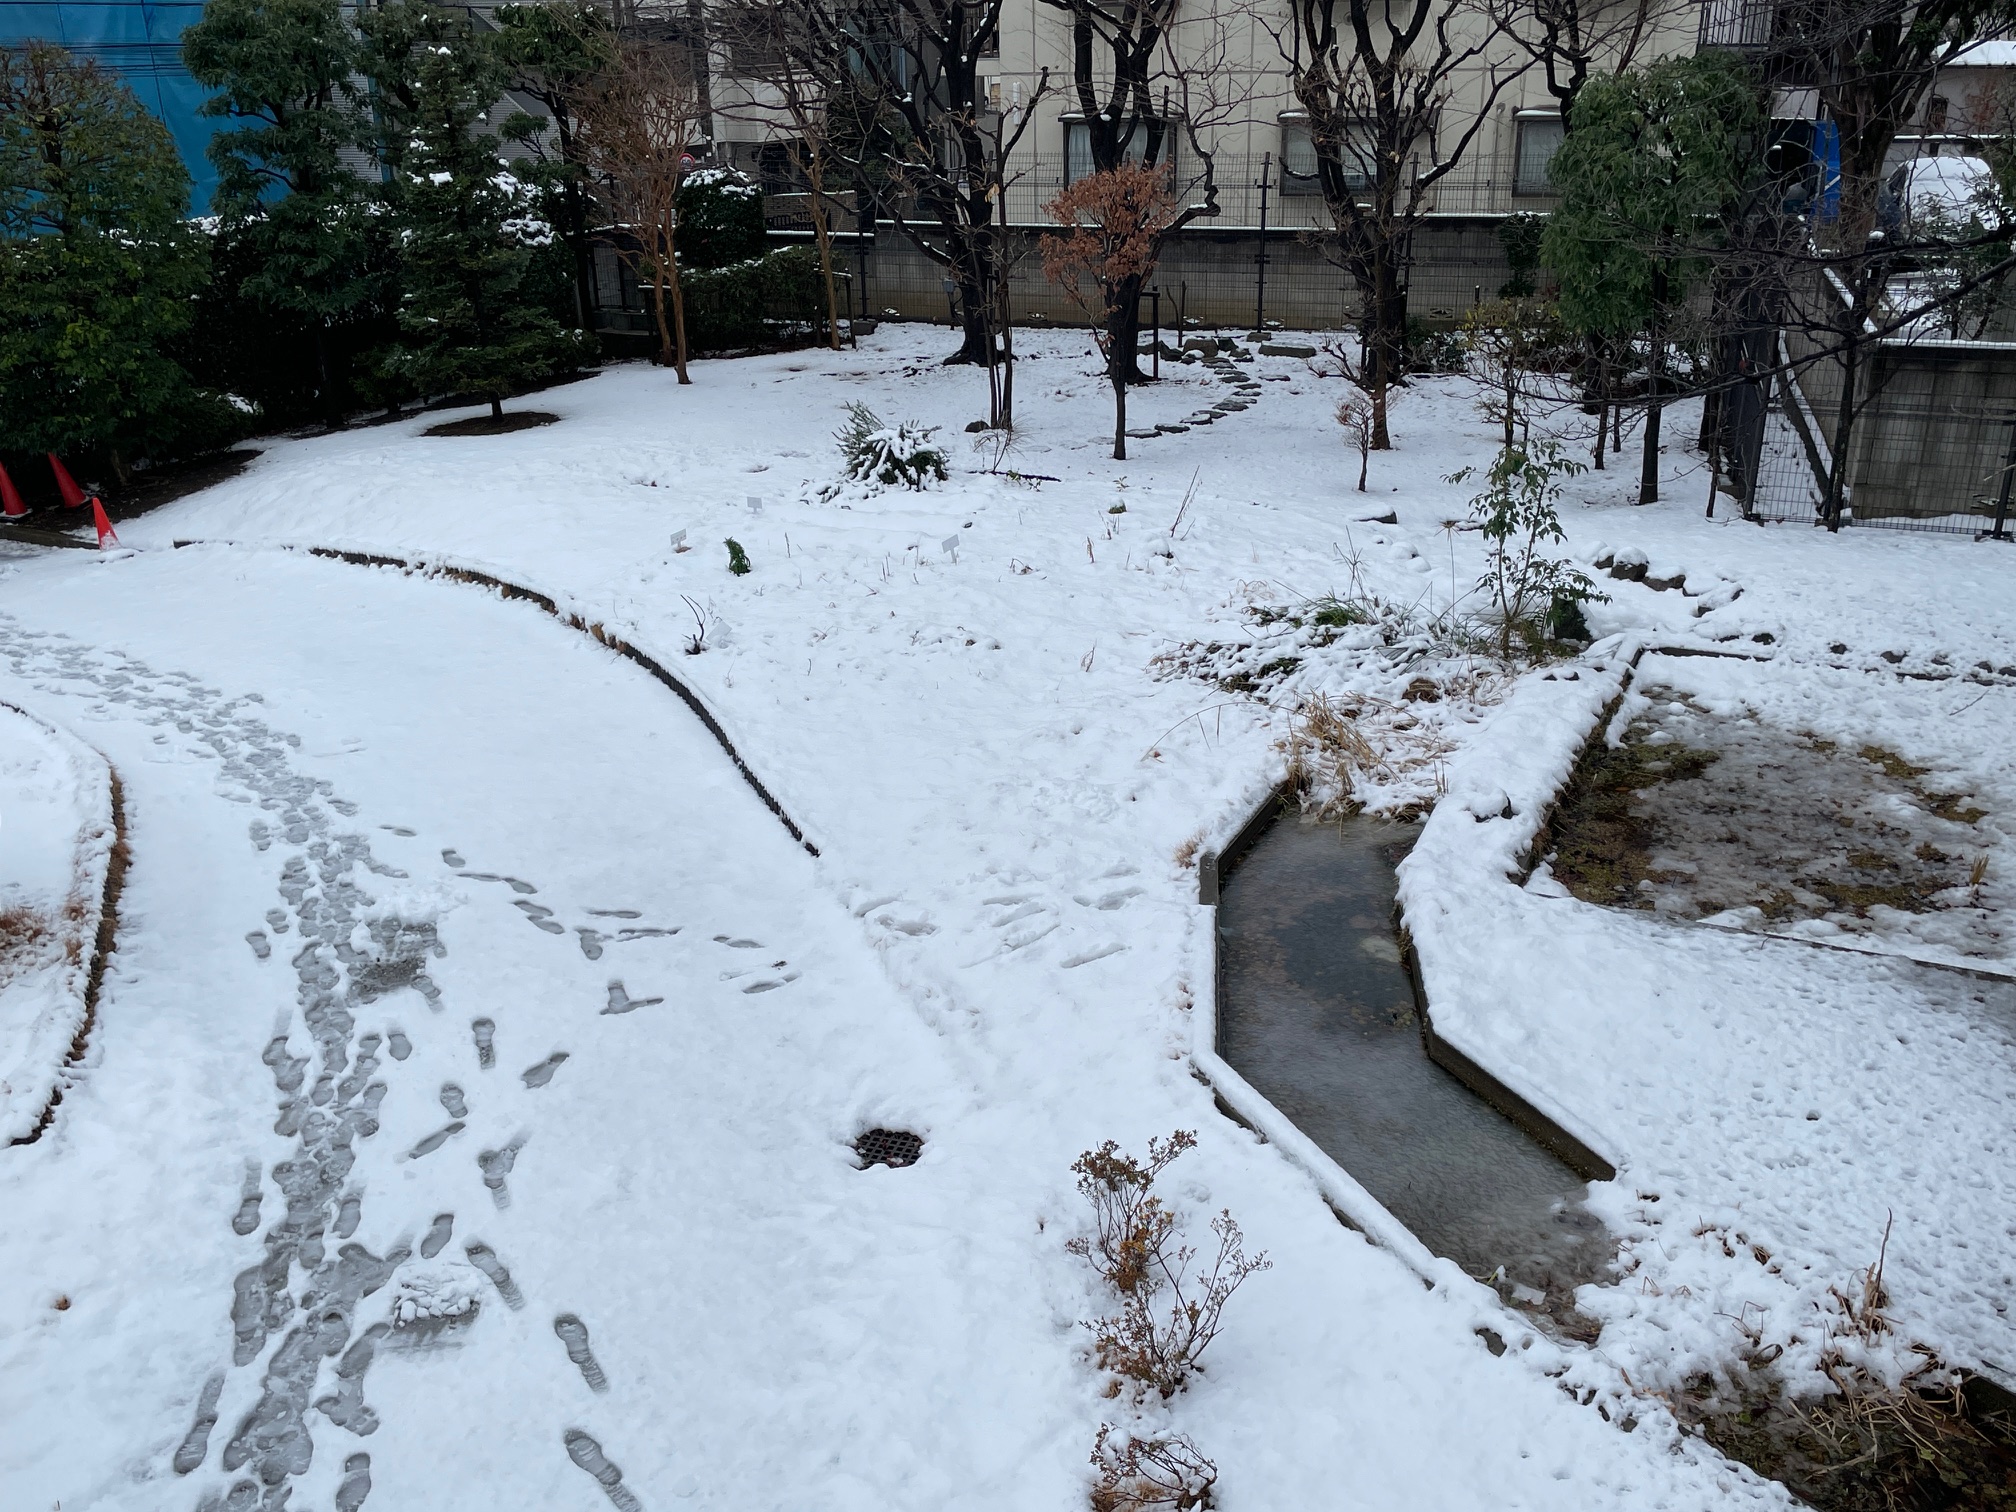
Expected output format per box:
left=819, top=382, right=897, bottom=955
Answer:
left=1689, top=1372, right=2016, bottom=1512
left=1543, top=694, right=2005, bottom=960
left=423, top=410, right=560, bottom=438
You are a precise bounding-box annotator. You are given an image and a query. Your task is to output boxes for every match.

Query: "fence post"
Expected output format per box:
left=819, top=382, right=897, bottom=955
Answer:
left=1254, top=152, right=1273, bottom=334
left=1987, top=412, right=2016, bottom=542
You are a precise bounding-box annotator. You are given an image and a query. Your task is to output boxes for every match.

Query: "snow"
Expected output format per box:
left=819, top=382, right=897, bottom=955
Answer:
left=0, top=697, right=115, bottom=1142
left=2, top=323, right=2012, bottom=1508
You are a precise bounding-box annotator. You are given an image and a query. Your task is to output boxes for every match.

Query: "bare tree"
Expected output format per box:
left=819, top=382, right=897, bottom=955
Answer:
left=708, top=1, right=849, bottom=349
left=792, top=0, right=1050, bottom=369
left=1267, top=0, right=1530, bottom=449
left=1497, top=0, right=1675, bottom=129
left=1034, top=0, right=1245, bottom=382
left=1759, top=0, right=2012, bottom=525
left=576, top=34, right=710, bottom=380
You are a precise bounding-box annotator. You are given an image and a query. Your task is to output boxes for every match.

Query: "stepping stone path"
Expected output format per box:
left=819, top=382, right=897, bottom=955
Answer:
left=1099, top=337, right=1284, bottom=440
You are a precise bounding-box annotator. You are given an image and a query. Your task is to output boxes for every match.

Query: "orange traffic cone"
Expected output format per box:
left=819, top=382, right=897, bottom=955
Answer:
left=89, top=495, right=120, bottom=549
left=0, top=462, right=25, bottom=520
left=48, top=454, right=87, bottom=508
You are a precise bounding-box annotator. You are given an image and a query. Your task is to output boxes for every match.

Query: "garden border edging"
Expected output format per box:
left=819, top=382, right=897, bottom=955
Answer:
left=168, top=538, right=819, bottom=858
left=1, top=700, right=127, bottom=1147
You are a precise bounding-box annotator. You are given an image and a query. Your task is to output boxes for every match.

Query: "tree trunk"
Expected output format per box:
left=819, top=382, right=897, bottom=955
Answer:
left=1366, top=251, right=1406, bottom=450
left=1112, top=368, right=1127, bottom=460
left=1824, top=324, right=1859, bottom=531
left=668, top=250, right=692, bottom=385
left=1106, top=277, right=1151, bottom=386
left=1357, top=445, right=1368, bottom=492
left=565, top=177, right=595, bottom=332
left=805, top=156, right=842, bottom=351
left=945, top=265, right=993, bottom=365
left=1639, top=338, right=1664, bottom=504
left=315, top=325, right=342, bottom=431
left=648, top=261, right=675, bottom=370
left=660, top=228, right=692, bottom=385
left=491, top=396, right=504, bottom=421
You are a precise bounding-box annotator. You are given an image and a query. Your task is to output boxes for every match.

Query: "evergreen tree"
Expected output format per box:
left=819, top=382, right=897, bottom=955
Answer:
left=183, top=0, right=373, bottom=428
left=0, top=42, right=219, bottom=473
left=675, top=168, right=768, bottom=271
left=492, top=1, right=613, bottom=328
left=359, top=0, right=588, bottom=420
left=1542, top=52, right=1760, bottom=503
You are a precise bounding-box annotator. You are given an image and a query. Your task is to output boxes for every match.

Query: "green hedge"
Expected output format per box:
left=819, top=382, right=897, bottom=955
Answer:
left=681, top=245, right=825, bottom=352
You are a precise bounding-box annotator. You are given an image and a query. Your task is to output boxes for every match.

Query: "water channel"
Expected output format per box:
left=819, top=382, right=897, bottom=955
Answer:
left=1215, top=812, right=1610, bottom=1304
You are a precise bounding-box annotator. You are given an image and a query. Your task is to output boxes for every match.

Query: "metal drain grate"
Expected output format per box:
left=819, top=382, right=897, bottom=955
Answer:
left=854, top=1128, right=923, bottom=1169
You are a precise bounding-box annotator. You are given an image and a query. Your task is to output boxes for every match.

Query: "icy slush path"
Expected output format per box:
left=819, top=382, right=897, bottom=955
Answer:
left=0, top=547, right=1012, bottom=1511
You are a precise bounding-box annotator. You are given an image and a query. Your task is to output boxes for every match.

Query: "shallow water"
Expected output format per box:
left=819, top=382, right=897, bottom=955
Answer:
left=1216, top=814, right=1608, bottom=1299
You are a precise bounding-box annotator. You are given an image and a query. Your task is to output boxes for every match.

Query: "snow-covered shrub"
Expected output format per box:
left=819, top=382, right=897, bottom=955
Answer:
left=675, top=167, right=768, bottom=269
left=679, top=246, right=823, bottom=352
left=835, top=403, right=948, bottom=490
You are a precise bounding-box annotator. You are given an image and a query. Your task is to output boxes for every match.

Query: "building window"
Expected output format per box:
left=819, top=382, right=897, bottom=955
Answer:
left=1514, top=114, right=1565, bottom=195
left=1280, top=118, right=1371, bottom=197
left=1064, top=118, right=1169, bottom=183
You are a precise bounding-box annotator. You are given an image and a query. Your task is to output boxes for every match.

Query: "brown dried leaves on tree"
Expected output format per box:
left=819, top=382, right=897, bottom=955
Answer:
left=1040, top=165, right=1180, bottom=459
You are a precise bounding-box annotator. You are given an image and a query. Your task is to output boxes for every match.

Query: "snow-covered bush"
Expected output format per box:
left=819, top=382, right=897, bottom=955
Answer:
left=834, top=403, right=948, bottom=490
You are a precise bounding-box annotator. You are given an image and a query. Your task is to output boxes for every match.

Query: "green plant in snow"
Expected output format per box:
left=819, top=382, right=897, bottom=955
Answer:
left=1450, top=440, right=1606, bottom=660
left=835, top=402, right=949, bottom=489
left=724, top=538, right=752, bottom=575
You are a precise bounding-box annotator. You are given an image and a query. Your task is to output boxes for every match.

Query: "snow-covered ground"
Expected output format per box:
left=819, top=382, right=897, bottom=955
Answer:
left=2, top=324, right=2011, bottom=1509
left=0, top=696, right=115, bottom=1142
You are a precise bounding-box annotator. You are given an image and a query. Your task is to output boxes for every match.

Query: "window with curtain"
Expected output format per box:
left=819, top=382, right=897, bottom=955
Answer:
left=1514, top=115, right=1565, bottom=195
left=1280, top=119, right=1372, bottom=197
left=1063, top=119, right=1168, bottom=183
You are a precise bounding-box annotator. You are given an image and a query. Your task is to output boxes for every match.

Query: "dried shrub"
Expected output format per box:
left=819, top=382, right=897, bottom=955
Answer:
left=1069, top=1131, right=1269, bottom=1401
left=1683, top=1220, right=2016, bottom=1512
left=0, top=903, right=55, bottom=985
left=1090, top=1423, right=1217, bottom=1512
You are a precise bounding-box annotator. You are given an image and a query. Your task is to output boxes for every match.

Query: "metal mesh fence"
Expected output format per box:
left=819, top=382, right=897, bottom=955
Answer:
left=1745, top=376, right=2016, bottom=537
left=800, top=219, right=1518, bottom=336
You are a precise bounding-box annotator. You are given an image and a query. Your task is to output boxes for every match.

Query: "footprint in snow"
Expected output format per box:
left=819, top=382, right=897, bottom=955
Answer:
left=564, top=1430, right=643, bottom=1512
left=522, top=1052, right=569, bottom=1089
left=602, top=981, right=664, bottom=1016
left=554, top=1314, right=610, bottom=1393
left=406, top=1122, right=465, bottom=1160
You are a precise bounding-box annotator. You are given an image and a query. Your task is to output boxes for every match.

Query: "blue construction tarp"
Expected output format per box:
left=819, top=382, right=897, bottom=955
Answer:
left=1, top=1, right=224, bottom=209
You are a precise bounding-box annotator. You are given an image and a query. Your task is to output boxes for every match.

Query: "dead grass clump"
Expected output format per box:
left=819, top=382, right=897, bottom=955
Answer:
left=1282, top=693, right=1383, bottom=815
left=1090, top=1424, right=1217, bottom=1512
left=1685, top=1224, right=2016, bottom=1512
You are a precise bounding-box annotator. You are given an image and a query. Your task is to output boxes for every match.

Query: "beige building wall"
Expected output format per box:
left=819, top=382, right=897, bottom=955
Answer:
left=712, top=0, right=1700, bottom=226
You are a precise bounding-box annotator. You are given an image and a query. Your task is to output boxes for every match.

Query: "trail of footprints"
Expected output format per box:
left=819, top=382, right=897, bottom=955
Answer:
left=0, top=613, right=805, bottom=1510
